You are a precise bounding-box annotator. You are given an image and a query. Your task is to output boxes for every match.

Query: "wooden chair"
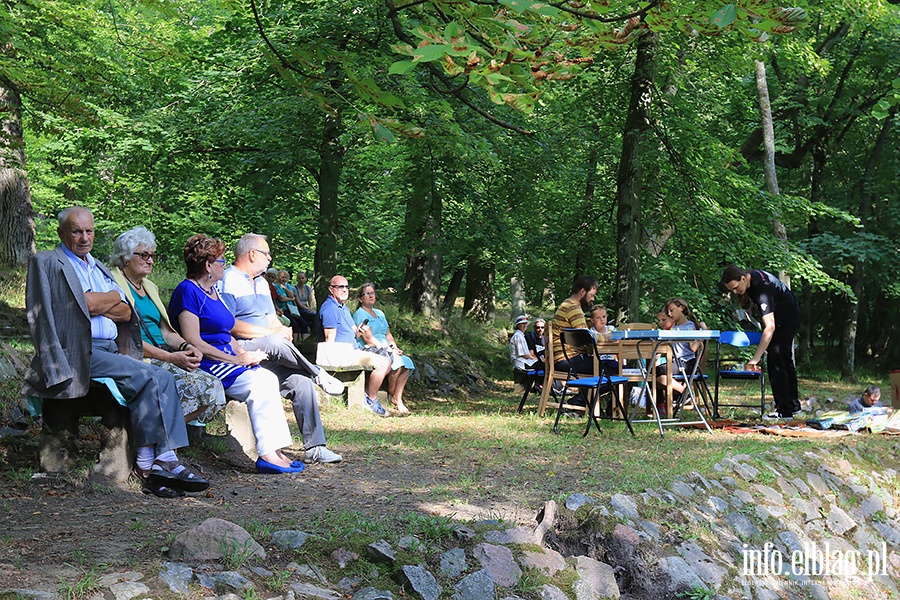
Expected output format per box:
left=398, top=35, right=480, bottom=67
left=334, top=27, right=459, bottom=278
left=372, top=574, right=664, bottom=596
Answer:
left=619, top=322, right=655, bottom=330
left=536, top=322, right=586, bottom=418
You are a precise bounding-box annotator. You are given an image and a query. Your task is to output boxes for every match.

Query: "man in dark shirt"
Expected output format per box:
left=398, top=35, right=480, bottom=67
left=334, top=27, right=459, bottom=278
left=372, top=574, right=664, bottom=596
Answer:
left=721, top=265, right=801, bottom=418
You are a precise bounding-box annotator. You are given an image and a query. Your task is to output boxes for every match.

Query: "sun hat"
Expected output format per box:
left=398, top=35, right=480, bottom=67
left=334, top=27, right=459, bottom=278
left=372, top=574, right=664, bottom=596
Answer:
left=514, top=315, right=529, bottom=327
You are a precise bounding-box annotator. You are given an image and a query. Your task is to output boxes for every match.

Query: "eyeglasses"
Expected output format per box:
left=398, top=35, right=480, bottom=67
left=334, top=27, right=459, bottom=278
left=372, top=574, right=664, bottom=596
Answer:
left=330, top=284, right=349, bottom=290
left=252, top=248, right=271, bottom=259
left=361, top=291, right=375, bottom=297
left=535, top=325, right=545, bottom=329
left=133, top=252, right=159, bottom=261
left=213, top=258, right=226, bottom=265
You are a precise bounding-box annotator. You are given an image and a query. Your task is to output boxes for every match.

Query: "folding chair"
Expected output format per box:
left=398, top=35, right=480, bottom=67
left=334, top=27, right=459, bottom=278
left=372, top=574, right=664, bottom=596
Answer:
left=619, top=322, right=655, bottom=331
left=536, top=323, right=582, bottom=417
left=714, top=331, right=766, bottom=419
left=554, top=328, right=634, bottom=437
left=672, top=348, right=713, bottom=418
left=516, top=366, right=545, bottom=413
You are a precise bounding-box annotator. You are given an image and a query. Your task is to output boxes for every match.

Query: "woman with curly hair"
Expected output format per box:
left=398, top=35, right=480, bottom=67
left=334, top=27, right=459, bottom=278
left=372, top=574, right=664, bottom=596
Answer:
left=168, top=234, right=303, bottom=474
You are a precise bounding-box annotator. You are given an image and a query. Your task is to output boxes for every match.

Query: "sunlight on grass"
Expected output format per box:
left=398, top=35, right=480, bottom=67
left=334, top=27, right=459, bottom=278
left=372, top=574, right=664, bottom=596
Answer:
left=320, top=376, right=884, bottom=513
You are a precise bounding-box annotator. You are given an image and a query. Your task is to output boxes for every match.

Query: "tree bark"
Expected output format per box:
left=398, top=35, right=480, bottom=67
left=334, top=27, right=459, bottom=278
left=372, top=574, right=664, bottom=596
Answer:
left=313, top=105, right=343, bottom=307
left=613, top=31, right=656, bottom=324
left=463, top=257, right=494, bottom=322
left=0, top=78, right=36, bottom=267
left=400, top=143, right=442, bottom=317
left=840, top=109, right=894, bottom=380
left=442, top=267, right=465, bottom=315
left=510, top=275, right=526, bottom=320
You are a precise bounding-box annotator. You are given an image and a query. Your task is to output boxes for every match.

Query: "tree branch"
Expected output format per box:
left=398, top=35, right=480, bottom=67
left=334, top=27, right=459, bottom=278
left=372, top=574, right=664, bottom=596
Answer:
left=248, top=0, right=320, bottom=80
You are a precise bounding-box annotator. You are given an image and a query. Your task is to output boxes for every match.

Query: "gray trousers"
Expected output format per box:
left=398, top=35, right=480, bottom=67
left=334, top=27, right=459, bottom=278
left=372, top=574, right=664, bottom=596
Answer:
left=91, top=339, right=188, bottom=452
left=238, top=334, right=326, bottom=449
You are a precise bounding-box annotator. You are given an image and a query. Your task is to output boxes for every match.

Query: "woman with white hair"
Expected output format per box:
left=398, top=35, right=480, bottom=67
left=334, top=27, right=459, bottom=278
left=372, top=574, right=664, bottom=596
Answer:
left=111, top=226, right=226, bottom=429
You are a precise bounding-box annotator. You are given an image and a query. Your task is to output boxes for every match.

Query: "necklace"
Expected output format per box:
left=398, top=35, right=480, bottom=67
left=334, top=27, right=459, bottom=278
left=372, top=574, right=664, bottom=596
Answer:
left=123, top=273, right=144, bottom=294
left=191, top=278, right=216, bottom=297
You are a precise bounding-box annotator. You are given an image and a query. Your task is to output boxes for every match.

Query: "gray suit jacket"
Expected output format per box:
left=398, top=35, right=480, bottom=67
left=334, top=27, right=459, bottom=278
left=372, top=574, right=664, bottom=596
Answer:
left=23, top=246, right=143, bottom=399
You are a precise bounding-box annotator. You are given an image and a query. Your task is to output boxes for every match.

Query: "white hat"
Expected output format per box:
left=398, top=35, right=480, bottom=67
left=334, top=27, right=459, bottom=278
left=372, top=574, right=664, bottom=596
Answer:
left=514, top=315, right=529, bottom=327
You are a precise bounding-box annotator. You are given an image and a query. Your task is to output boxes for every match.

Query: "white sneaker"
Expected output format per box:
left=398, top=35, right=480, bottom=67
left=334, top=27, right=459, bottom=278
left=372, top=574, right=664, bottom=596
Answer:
left=314, top=370, right=344, bottom=396
left=306, top=445, right=343, bottom=463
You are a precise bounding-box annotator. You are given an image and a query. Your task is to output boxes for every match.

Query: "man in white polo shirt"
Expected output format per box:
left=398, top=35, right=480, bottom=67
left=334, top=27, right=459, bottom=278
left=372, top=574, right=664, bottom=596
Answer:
left=220, top=233, right=343, bottom=464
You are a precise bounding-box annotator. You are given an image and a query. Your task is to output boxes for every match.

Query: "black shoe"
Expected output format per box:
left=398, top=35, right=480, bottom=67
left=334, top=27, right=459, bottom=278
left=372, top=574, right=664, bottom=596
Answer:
left=149, top=459, right=210, bottom=493
left=133, top=467, right=185, bottom=498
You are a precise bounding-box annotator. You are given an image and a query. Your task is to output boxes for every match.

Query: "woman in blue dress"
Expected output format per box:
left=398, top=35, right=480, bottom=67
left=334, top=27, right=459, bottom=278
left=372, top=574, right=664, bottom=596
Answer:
left=353, top=282, right=415, bottom=414
left=168, top=234, right=303, bottom=474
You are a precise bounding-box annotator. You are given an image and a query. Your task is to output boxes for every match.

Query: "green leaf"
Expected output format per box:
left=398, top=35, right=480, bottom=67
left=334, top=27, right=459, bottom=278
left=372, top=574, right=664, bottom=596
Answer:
left=388, top=60, right=417, bottom=75
left=711, top=4, right=737, bottom=29
left=412, top=44, right=451, bottom=63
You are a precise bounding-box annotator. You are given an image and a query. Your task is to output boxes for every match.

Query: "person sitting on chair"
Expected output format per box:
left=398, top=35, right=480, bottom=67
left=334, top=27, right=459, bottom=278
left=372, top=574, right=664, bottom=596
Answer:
left=24, top=207, right=209, bottom=498
left=525, top=319, right=547, bottom=366
left=509, top=315, right=538, bottom=394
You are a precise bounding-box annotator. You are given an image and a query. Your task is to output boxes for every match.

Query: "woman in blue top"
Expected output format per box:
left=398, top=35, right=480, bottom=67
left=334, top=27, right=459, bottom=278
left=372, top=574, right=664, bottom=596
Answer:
left=168, top=234, right=303, bottom=474
left=353, top=282, right=415, bottom=414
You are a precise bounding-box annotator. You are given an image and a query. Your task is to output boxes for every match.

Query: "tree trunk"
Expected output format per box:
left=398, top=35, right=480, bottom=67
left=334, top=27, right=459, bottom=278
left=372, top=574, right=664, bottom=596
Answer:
left=442, top=267, right=465, bottom=315
left=313, top=106, right=343, bottom=307
left=613, top=32, right=656, bottom=324
left=0, top=78, right=36, bottom=267
left=463, top=257, right=494, bottom=322
left=510, top=275, right=526, bottom=320
left=841, top=109, right=894, bottom=380
left=400, top=143, right=442, bottom=317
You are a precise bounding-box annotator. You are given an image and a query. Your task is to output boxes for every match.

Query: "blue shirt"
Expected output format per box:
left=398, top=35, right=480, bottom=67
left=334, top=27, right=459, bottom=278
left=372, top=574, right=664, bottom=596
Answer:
left=62, top=246, right=124, bottom=340
left=848, top=397, right=883, bottom=414
left=318, top=296, right=356, bottom=344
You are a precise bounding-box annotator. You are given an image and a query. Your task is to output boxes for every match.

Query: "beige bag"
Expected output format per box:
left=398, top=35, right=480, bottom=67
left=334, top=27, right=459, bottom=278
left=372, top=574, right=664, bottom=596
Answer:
left=316, top=342, right=360, bottom=368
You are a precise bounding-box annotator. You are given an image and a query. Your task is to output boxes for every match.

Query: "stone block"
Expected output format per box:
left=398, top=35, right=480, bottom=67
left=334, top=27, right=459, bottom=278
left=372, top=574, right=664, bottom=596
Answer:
left=224, top=400, right=258, bottom=463
left=39, top=388, right=133, bottom=483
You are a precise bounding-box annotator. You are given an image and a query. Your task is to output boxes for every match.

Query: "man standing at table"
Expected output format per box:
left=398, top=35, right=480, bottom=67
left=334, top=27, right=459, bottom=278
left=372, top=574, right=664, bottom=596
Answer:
left=720, top=265, right=801, bottom=418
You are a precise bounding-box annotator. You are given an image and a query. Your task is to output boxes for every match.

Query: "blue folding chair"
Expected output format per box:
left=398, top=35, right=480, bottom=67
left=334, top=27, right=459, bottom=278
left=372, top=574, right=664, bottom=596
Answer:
left=516, top=367, right=545, bottom=413
left=555, top=328, right=634, bottom=437
left=714, top=330, right=766, bottom=419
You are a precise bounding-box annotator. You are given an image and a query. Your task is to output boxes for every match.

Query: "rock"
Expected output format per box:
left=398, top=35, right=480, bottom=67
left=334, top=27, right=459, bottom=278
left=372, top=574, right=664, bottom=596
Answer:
left=339, top=577, right=361, bottom=589
left=398, top=535, right=419, bottom=549
left=566, top=493, right=594, bottom=511
left=752, top=484, right=785, bottom=505
left=610, top=494, right=639, bottom=520
left=572, top=556, right=619, bottom=599
left=2, top=591, right=57, bottom=600
left=368, top=539, right=396, bottom=562
left=519, top=548, right=566, bottom=576
left=289, top=582, right=341, bottom=599
left=725, top=512, right=760, bottom=541
left=97, top=571, right=142, bottom=586
left=159, top=561, right=193, bottom=596
left=109, top=581, right=150, bottom=600
left=539, top=584, right=569, bottom=600
left=168, top=518, right=265, bottom=562
left=671, top=481, right=695, bottom=498
left=395, top=565, right=441, bottom=600
left=474, top=543, right=522, bottom=587
left=484, top=527, right=534, bottom=545
left=732, top=462, right=760, bottom=481
left=826, top=506, right=857, bottom=535
left=196, top=570, right=253, bottom=591
left=806, top=473, right=830, bottom=495
left=454, top=526, right=475, bottom=542
left=656, top=556, right=706, bottom=596
left=351, top=587, right=393, bottom=600
left=679, top=541, right=728, bottom=589
left=272, top=530, right=311, bottom=550
left=452, top=569, right=495, bottom=600
left=861, top=495, right=885, bottom=519
left=440, top=548, right=467, bottom=577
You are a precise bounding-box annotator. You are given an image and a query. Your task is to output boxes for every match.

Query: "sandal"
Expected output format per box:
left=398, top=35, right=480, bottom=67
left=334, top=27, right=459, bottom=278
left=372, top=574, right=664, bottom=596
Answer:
left=149, top=459, right=210, bottom=493
left=132, top=466, right=185, bottom=499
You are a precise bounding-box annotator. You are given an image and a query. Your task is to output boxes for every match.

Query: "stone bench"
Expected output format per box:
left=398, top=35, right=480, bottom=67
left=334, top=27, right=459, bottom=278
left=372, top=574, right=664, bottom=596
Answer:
left=36, top=384, right=133, bottom=483
left=318, top=364, right=376, bottom=411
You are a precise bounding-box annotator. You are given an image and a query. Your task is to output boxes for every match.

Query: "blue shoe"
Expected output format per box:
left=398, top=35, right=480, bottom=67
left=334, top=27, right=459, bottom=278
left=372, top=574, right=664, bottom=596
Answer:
left=366, top=396, right=389, bottom=417
left=256, top=458, right=305, bottom=474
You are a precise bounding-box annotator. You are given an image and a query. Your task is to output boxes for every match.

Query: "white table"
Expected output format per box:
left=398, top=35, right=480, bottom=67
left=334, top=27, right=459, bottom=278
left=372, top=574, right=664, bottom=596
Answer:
left=609, top=329, right=720, bottom=436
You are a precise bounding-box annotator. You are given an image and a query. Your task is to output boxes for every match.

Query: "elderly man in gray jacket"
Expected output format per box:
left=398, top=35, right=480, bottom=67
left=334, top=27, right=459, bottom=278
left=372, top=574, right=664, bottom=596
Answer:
left=24, top=206, right=208, bottom=497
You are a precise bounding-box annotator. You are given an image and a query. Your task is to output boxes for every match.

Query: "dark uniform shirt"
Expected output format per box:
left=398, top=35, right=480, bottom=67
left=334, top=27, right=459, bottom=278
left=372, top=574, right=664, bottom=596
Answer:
left=747, top=269, right=799, bottom=323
